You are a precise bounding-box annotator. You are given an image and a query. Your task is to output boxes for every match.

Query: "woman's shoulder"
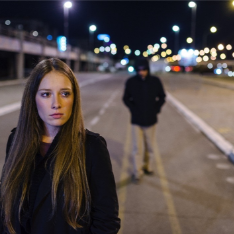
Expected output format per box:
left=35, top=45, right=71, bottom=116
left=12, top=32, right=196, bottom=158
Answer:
left=85, top=129, right=112, bottom=174
left=85, top=129, right=107, bottom=147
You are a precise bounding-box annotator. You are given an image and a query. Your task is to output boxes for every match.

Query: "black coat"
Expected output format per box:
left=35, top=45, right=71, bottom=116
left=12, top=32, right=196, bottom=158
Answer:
left=0, top=129, right=120, bottom=234
left=123, top=74, right=166, bottom=126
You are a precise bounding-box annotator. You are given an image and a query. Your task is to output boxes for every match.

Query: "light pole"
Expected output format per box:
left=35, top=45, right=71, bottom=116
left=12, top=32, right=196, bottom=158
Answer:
left=172, top=25, right=180, bottom=54
left=88, top=25, right=96, bottom=71
left=63, top=1, right=72, bottom=43
left=89, top=25, right=97, bottom=51
left=188, top=1, right=197, bottom=49
left=203, top=26, right=217, bottom=48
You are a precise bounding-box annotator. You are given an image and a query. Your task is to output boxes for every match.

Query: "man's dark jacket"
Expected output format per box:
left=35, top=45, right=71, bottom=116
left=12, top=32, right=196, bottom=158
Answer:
left=0, top=128, right=120, bottom=234
left=123, top=74, right=166, bottom=126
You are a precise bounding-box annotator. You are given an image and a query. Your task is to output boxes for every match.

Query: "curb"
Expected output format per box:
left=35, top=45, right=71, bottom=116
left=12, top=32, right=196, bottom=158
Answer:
left=166, top=92, right=234, bottom=163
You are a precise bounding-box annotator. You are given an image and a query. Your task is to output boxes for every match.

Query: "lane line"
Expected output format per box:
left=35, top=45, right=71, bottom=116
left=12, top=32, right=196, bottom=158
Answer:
left=0, top=75, right=114, bottom=117
left=0, top=102, right=21, bottom=117
left=117, top=122, right=131, bottom=234
left=89, top=116, right=100, bottom=126
left=87, top=90, right=119, bottom=130
left=154, top=142, right=182, bottom=234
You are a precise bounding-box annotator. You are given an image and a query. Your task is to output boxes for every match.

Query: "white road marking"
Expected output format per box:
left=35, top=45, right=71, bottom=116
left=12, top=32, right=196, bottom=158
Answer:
left=99, top=109, right=105, bottom=115
left=226, top=177, right=234, bottom=184
left=0, top=102, right=21, bottom=117
left=87, top=90, right=119, bottom=129
left=89, top=116, right=100, bottom=126
left=207, top=154, right=221, bottom=160
left=216, top=163, right=231, bottom=169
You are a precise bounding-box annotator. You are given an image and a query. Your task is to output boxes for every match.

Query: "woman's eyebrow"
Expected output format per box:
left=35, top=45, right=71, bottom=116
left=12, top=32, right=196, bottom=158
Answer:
left=38, top=88, right=72, bottom=91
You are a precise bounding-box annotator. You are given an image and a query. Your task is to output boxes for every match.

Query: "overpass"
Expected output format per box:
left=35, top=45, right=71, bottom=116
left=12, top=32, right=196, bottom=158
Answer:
left=0, top=25, right=112, bottom=80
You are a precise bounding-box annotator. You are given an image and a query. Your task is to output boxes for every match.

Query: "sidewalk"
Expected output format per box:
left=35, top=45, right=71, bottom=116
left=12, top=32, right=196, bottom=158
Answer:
left=160, top=73, right=234, bottom=151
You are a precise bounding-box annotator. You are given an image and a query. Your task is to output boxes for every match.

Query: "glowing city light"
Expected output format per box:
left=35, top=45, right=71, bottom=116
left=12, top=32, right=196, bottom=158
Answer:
left=47, top=35, right=53, bottom=40
left=104, top=37, right=110, bottom=42
left=188, top=1, right=196, bottom=8
left=220, top=53, right=226, bottom=59
left=222, top=63, right=227, bottom=68
left=143, top=51, right=148, bottom=57
left=147, top=45, right=153, bottom=49
left=57, top=36, right=67, bottom=51
left=64, top=1, right=72, bottom=8
left=99, top=46, right=105, bottom=52
left=135, top=50, right=141, bottom=56
left=194, top=50, right=199, bottom=56
left=5, top=20, right=11, bottom=25
left=172, top=25, right=180, bottom=32
left=196, top=57, right=202, bottom=63
left=187, top=37, right=193, bottom=44
left=165, top=66, right=171, bottom=72
left=218, top=44, right=224, bottom=50
left=152, top=55, right=160, bottom=62
left=210, top=48, right=216, bottom=53
left=105, top=46, right=110, bottom=52
left=161, top=43, right=167, bottom=49
left=125, top=48, right=131, bottom=54
left=154, top=43, right=160, bottom=49
left=94, top=48, right=99, bottom=54
left=207, top=63, right=213, bottom=69
left=204, top=47, right=209, bottom=53
left=32, top=31, right=38, bottom=37
left=160, top=37, right=167, bottom=43
left=200, top=50, right=205, bottom=56
left=120, top=59, right=127, bottom=66
left=203, top=55, right=209, bottom=61
left=89, top=25, right=97, bottom=32
left=226, top=44, right=232, bottom=50
left=128, top=66, right=134, bottom=72
left=210, top=26, right=217, bottom=33
left=215, top=68, right=222, bottom=75
left=123, top=45, right=129, bottom=50
left=166, top=49, right=172, bottom=55
left=110, top=44, right=116, bottom=49
left=161, top=51, right=167, bottom=57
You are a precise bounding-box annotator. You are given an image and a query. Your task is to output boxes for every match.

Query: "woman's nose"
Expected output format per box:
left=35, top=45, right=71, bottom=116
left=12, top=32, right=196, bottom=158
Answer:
left=52, top=95, right=61, bottom=109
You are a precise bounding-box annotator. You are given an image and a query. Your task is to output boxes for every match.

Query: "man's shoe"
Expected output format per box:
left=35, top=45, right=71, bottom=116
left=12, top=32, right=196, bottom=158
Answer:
left=142, top=168, right=154, bottom=175
left=131, top=175, right=140, bottom=184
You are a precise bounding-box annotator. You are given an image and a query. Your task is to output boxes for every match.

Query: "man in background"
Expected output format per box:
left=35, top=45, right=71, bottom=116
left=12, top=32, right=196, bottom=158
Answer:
left=123, top=58, right=166, bottom=183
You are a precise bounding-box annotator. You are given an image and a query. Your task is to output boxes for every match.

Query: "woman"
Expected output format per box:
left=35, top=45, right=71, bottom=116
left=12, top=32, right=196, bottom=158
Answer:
left=0, top=58, right=120, bottom=234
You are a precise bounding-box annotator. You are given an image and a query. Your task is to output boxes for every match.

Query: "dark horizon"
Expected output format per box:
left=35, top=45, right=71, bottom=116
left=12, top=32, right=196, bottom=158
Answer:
left=0, top=1, right=233, bottom=58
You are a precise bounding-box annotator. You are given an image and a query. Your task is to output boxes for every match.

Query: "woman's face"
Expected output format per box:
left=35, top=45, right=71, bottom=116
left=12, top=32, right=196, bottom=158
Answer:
left=35, top=70, right=74, bottom=133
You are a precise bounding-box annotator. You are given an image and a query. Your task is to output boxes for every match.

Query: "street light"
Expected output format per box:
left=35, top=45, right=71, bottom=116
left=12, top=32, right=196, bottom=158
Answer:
left=188, top=1, right=197, bottom=49
left=172, top=25, right=180, bottom=54
left=89, top=24, right=97, bottom=51
left=63, top=1, right=72, bottom=43
left=210, top=26, right=217, bottom=33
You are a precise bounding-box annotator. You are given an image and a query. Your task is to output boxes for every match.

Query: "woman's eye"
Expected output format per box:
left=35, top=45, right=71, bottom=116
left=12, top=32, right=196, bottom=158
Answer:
left=61, top=92, right=71, bottom=97
left=41, top=92, right=50, bottom=97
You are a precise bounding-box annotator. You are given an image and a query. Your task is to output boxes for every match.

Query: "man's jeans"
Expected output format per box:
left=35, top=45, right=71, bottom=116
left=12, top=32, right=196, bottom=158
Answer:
left=131, top=124, right=156, bottom=178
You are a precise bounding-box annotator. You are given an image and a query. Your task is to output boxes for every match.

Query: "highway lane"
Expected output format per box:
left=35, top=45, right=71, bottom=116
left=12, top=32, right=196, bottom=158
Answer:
left=0, top=72, right=234, bottom=233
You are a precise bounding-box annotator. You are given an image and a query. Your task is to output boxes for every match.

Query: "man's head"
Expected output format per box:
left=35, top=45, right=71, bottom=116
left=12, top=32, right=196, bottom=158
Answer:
left=135, top=58, right=149, bottom=79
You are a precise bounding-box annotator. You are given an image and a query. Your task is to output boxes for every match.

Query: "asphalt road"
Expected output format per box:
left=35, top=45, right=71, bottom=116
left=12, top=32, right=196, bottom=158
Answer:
left=0, top=72, right=234, bottom=234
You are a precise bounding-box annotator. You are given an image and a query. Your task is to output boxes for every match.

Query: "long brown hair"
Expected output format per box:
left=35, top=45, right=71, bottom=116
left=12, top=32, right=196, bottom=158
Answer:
left=1, top=58, right=90, bottom=234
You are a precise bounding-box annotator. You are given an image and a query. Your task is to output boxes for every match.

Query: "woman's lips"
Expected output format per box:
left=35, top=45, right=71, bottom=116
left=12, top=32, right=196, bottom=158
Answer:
left=50, top=114, right=63, bottom=119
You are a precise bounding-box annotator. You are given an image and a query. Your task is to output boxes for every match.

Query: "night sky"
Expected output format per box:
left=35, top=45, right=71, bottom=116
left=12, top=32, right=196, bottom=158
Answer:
left=0, top=1, right=233, bottom=58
